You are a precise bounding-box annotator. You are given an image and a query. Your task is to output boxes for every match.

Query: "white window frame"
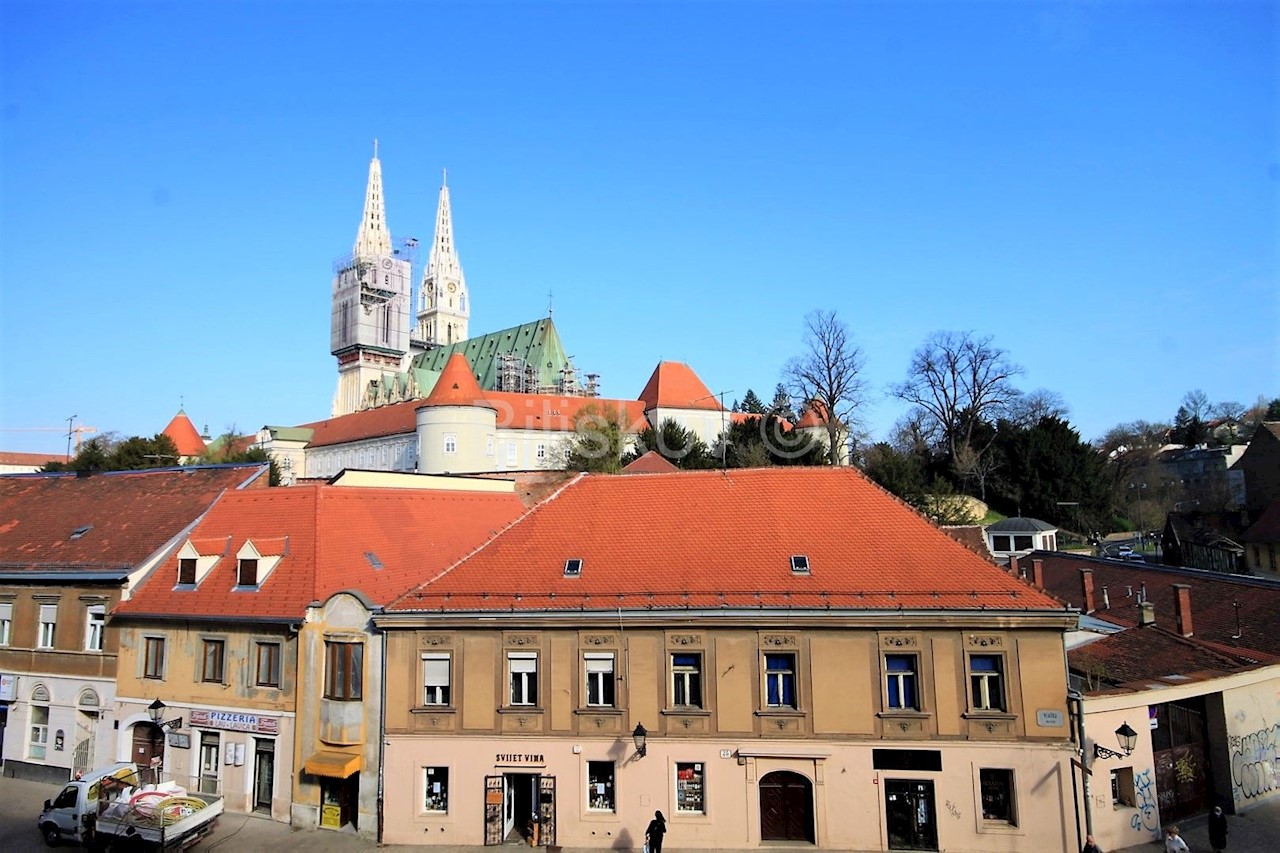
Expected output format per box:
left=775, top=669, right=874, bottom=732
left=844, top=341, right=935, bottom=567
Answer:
left=85, top=605, right=105, bottom=652
left=508, top=652, right=538, bottom=706
left=0, top=601, right=12, bottom=646
left=885, top=653, right=919, bottom=711
left=671, top=653, right=703, bottom=708
left=38, top=604, right=57, bottom=649
left=422, top=653, right=451, bottom=706
left=675, top=762, right=705, bottom=813
left=443, top=433, right=458, bottom=455
left=29, top=702, right=49, bottom=760
left=969, top=654, right=1006, bottom=712
left=764, top=652, right=797, bottom=709
left=585, top=653, right=615, bottom=708
left=485, top=436, right=495, bottom=457
left=424, top=766, right=449, bottom=813
left=536, top=443, right=546, bottom=461
left=506, top=442, right=518, bottom=465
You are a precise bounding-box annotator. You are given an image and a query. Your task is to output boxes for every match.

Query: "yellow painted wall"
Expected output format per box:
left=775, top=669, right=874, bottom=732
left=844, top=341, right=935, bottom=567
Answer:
left=462, top=635, right=496, bottom=730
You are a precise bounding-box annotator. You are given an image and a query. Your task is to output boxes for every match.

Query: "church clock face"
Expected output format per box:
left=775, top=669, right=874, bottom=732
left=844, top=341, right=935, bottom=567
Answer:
left=448, top=282, right=457, bottom=292
left=381, top=258, right=392, bottom=269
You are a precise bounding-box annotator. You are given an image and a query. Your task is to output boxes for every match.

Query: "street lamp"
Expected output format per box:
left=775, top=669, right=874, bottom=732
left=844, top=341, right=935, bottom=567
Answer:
left=1094, top=722, right=1138, bottom=760
left=148, top=698, right=166, bottom=725
left=632, top=723, right=648, bottom=758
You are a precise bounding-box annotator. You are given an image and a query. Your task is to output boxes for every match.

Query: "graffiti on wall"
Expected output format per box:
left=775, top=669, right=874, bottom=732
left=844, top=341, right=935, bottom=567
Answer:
left=1130, top=768, right=1159, bottom=833
left=1230, top=723, right=1280, bottom=800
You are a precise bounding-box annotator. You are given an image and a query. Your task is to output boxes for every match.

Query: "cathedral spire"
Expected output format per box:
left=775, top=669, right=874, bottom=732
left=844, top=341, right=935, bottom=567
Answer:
left=416, top=170, right=470, bottom=346
left=353, top=140, right=392, bottom=258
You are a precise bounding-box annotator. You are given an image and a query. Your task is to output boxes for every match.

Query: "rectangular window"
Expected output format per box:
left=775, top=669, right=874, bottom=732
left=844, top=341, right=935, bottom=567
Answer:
left=1013, top=535, right=1033, bottom=551
left=1110, top=766, right=1135, bottom=807
left=536, top=443, right=546, bottom=460
left=38, top=604, right=57, bottom=649
left=587, top=761, right=615, bottom=811
left=423, top=654, right=451, bottom=706
left=178, top=558, right=197, bottom=585
left=85, top=605, right=105, bottom=652
left=885, top=654, right=919, bottom=710
left=992, top=535, right=1011, bottom=551
left=969, top=654, right=1006, bottom=711
left=508, top=652, right=538, bottom=706
left=585, top=654, right=615, bottom=707
left=255, top=642, right=281, bottom=688
left=671, top=653, right=703, bottom=708
left=675, top=762, right=705, bottom=813
left=29, top=705, right=49, bottom=760
left=0, top=601, right=12, bottom=646
left=506, top=443, right=518, bottom=464
left=238, top=558, right=259, bottom=587
left=325, top=642, right=364, bottom=700
left=764, top=653, right=797, bottom=708
left=443, top=433, right=457, bottom=455
left=201, top=639, right=226, bottom=683
left=144, top=637, right=166, bottom=679
left=979, top=768, right=1016, bottom=824
left=424, top=766, right=449, bottom=812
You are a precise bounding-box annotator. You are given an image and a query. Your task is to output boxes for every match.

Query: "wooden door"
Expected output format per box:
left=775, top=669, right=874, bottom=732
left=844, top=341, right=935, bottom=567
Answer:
left=759, top=771, right=814, bottom=842
left=130, top=723, right=164, bottom=781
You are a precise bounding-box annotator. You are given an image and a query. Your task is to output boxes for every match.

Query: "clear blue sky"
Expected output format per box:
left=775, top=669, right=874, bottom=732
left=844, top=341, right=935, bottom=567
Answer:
left=2, top=1, right=1275, bottom=456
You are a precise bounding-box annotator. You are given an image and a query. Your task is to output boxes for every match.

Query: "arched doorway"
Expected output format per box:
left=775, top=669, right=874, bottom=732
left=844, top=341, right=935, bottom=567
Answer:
left=759, top=770, right=815, bottom=843
left=130, top=722, right=165, bottom=781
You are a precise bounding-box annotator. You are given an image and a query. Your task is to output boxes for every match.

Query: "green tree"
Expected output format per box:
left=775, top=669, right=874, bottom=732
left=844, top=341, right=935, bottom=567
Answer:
left=43, top=433, right=179, bottom=473
left=770, top=384, right=796, bottom=421
left=721, top=414, right=825, bottom=468
left=564, top=403, right=626, bottom=473
left=197, top=429, right=280, bottom=485
left=862, top=442, right=927, bottom=507
left=627, top=418, right=715, bottom=469
left=739, top=389, right=766, bottom=414
left=987, top=416, right=1110, bottom=531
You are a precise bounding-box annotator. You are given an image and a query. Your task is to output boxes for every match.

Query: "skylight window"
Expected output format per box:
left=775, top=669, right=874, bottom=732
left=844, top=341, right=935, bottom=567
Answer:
left=564, top=558, right=583, bottom=577
left=70, top=525, right=93, bottom=540
left=790, top=555, right=810, bottom=574
left=364, top=551, right=384, bottom=570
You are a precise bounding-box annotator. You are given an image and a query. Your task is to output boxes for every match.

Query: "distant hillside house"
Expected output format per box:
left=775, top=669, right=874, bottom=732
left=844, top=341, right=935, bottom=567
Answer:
left=985, top=517, right=1058, bottom=565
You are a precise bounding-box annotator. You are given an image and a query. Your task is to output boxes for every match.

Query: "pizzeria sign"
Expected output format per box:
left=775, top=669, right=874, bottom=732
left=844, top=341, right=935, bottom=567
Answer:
left=189, top=709, right=279, bottom=735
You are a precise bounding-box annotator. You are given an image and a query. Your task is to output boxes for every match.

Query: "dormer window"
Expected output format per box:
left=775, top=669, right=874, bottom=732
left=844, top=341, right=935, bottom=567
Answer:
left=790, top=555, right=810, bottom=574
left=178, top=558, right=197, bottom=585
left=564, top=559, right=583, bottom=577
left=238, top=558, right=259, bottom=587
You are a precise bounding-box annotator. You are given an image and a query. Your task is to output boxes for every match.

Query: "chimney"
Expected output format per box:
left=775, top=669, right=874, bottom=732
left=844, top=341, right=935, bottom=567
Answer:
left=1174, top=584, right=1194, bottom=637
left=1032, top=558, right=1045, bottom=590
left=1139, top=601, right=1156, bottom=627
left=1009, top=554, right=1020, bottom=578
left=1080, top=569, right=1095, bottom=613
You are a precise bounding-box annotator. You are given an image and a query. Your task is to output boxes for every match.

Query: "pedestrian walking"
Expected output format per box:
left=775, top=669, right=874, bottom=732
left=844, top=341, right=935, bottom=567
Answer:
left=1165, top=825, right=1190, bottom=853
left=645, top=809, right=667, bottom=853
left=1208, top=805, right=1228, bottom=853
left=1081, top=833, right=1103, bottom=853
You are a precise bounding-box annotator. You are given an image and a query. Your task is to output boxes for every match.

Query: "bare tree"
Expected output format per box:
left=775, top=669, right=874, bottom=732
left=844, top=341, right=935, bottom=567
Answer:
left=784, top=310, right=869, bottom=465
left=890, top=330, right=1022, bottom=472
left=1006, top=388, right=1069, bottom=428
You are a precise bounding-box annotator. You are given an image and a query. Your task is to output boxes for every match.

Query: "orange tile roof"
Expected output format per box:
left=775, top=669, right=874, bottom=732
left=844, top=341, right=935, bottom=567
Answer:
left=794, top=401, right=831, bottom=429
left=116, top=484, right=528, bottom=619
left=0, top=451, right=63, bottom=467
left=302, top=398, right=422, bottom=449
left=638, top=362, right=724, bottom=411
left=162, top=410, right=208, bottom=457
left=422, top=353, right=495, bottom=408
left=389, top=467, right=1064, bottom=613
left=0, top=465, right=268, bottom=573
left=1069, top=624, right=1260, bottom=691
left=622, top=450, right=679, bottom=474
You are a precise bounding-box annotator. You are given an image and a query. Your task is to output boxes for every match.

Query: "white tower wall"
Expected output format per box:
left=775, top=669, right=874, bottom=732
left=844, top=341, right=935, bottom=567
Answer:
left=416, top=405, right=497, bottom=475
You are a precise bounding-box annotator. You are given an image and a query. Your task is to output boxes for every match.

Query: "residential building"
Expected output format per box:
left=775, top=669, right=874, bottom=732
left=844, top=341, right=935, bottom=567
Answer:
left=1236, top=423, right=1280, bottom=518
left=1157, top=444, right=1247, bottom=510
left=375, top=468, right=1078, bottom=851
left=110, top=474, right=527, bottom=834
left=0, top=452, right=62, bottom=475
left=1161, top=512, right=1247, bottom=574
left=1036, top=552, right=1280, bottom=851
left=1240, top=501, right=1280, bottom=575
left=0, top=464, right=268, bottom=782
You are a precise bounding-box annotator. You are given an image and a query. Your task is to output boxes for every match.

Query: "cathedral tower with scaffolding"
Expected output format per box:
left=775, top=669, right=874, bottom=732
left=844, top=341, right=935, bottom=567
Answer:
left=331, top=143, right=414, bottom=417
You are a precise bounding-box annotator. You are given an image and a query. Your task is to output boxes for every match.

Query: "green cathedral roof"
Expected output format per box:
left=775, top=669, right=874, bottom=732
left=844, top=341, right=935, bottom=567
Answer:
left=410, top=317, right=577, bottom=393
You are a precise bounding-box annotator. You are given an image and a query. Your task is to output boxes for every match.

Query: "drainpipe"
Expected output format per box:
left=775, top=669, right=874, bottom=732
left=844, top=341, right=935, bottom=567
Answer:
left=377, top=620, right=387, bottom=844
left=1068, top=689, right=1093, bottom=845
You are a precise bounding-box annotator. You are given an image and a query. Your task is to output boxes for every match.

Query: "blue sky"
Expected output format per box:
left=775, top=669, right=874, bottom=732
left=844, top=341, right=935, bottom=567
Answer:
left=1, top=1, right=1275, bottom=456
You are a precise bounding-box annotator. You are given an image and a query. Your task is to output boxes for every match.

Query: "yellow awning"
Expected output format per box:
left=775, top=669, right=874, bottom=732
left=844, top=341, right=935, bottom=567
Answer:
left=303, top=750, right=362, bottom=779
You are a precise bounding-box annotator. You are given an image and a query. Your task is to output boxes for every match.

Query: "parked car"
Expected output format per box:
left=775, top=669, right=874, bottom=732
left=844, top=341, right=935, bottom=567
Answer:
left=1118, top=545, right=1134, bottom=556
left=1123, top=553, right=1146, bottom=563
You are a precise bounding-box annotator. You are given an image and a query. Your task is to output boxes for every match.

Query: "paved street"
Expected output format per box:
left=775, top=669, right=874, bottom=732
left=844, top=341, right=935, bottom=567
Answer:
left=6, top=773, right=1280, bottom=852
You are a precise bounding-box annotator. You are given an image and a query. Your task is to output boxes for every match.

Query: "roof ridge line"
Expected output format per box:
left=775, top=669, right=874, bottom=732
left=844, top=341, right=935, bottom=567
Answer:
left=388, top=472, right=588, bottom=607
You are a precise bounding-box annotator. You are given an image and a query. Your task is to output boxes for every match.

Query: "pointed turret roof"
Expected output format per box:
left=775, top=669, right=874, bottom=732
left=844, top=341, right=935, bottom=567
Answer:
left=353, top=140, right=393, bottom=258
left=162, top=409, right=208, bottom=457
left=421, top=353, right=493, bottom=409
left=638, top=362, right=723, bottom=411
left=423, top=170, right=466, bottom=288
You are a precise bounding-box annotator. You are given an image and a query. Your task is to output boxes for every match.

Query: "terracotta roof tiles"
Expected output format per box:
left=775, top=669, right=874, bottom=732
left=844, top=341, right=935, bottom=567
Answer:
left=390, top=467, right=1064, bottom=614
left=638, top=362, right=723, bottom=411
left=162, top=410, right=208, bottom=457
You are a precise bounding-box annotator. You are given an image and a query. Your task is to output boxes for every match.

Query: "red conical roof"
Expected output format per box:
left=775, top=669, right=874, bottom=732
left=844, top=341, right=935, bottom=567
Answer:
left=638, top=361, right=722, bottom=411
left=162, top=410, right=207, bottom=457
left=422, top=353, right=493, bottom=409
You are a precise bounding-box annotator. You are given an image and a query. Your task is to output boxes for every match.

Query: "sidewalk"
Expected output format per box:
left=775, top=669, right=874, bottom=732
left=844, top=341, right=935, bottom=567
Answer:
left=1112, top=798, right=1280, bottom=853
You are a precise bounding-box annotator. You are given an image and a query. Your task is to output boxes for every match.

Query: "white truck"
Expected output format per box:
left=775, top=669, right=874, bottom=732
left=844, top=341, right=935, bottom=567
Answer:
left=37, top=762, right=223, bottom=850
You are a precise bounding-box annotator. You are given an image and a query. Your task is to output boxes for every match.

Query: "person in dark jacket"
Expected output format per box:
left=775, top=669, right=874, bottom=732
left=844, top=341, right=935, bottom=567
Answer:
left=645, top=810, right=667, bottom=853
left=1081, top=833, right=1103, bottom=853
left=1209, top=804, right=1228, bottom=852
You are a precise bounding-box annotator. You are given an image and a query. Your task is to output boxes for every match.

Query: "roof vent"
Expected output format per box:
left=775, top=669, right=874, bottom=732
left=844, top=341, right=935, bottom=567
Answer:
left=564, top=558, right=583, bottom=577
left=790, top=555, right=810, bottom=574
left=70, top=524, right=93, bottom=540
left=364, top=551, right=384, bottom=571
